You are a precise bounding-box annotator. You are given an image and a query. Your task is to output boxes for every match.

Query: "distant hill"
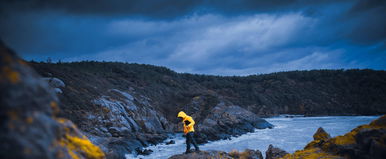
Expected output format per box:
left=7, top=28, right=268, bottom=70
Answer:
left=31, top=61, right=386, bottom=120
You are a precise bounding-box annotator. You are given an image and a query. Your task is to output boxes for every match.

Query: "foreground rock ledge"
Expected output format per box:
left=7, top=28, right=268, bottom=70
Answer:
left=169, top=149, right=263, bottom=159
left=265, top=144, right=288, bottom=159
left=0, top=41, right=105, bottom=158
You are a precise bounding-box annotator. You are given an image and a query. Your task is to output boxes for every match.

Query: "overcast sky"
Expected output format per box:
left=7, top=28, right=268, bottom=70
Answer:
left=1, top=0, right=385, bottom=75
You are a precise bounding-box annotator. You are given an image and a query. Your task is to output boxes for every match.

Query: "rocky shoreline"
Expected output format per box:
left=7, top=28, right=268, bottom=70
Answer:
left=169, top=115, right=386, bottom=159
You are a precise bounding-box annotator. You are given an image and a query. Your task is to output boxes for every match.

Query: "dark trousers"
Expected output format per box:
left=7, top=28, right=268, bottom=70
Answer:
left=186, top=132, right=199, bottom=151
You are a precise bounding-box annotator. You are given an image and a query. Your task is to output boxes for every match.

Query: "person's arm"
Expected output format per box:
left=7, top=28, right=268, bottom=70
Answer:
left=187, top=117, right=195, bottom=127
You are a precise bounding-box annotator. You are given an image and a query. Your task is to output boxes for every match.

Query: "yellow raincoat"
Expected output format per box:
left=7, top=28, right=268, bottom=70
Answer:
left=177, top=111, right=195, bottom=134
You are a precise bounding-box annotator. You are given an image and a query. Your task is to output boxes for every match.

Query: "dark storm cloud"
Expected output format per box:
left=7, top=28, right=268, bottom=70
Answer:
left=0, top=0, right=385, bottom=75
left=343, top=0, right=386, bottom=44
left=0, top=0, right=199, bottom=18
left=1, top=0, right=351, bottom=18
left=2, top=0, right=384, bottom=44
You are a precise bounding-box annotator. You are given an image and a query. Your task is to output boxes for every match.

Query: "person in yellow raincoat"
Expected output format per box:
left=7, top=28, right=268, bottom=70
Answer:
left=177, top=111, right=200, bottom=153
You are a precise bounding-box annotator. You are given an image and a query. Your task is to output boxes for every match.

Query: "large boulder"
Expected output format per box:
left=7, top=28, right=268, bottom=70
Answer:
left=83, top=88, right=170, bottom=157
left=0, top=42, right=105, bottom=159
left=313, top=127, right=331, bottom=141
left=229, top=149, right=263, bottom=159
left=304, top=127, right=331, bottom=149
left=195, top=103, right=273, bottom=143
left=265, top=145, right=288, bottom=159
left=43, top=77, right=65, bottom=94
left=43, top=77, right=66, bottom=88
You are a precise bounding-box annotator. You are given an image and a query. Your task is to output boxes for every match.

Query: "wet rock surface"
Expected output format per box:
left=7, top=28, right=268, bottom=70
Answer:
left=169, top=149, right=263, bottom=159
left=84, top=88, right=171, bottom=158
left=166, top=140, right=176, bottom=145
left=229, top=149, right=264, bottom=159
left=0, top=42, right=104, bottom=159
left=195, top=104, right=273, bottom=143
left=265, top=144, right=289, bottom=159
left=169, top=150, right=232, bottom=159
left=136, top=148, right=153, bottom=156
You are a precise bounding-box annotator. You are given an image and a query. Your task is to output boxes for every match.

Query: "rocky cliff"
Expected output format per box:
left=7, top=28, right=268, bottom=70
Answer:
left=0, top=42, right=105, bottom=159
left=31, top=61, right=386, bottom=121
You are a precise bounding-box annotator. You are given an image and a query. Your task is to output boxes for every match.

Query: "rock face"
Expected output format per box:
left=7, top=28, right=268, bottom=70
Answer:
left=82, top=88, right=172, bottom=158
left=43, top=77, right=65, bottom=94
left=29, top=60, right=275, bottom=157
left=169, top=149, right=263, bottom=159
left=304, top=127, right=331, bottom=149
left=265, top=144, right=289, bottom=159
left=195, top=104, right=273, bottom=143
left=0, top=42, right=104, bottom=158
left=229, top=149, right=264, bottom=159
left=313, top=127, right=331, bottom=141
left=282, top=115, right=386, bottom=159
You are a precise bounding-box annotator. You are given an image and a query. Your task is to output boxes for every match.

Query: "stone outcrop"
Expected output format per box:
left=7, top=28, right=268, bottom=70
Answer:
left=0, top=42, right=104, bottom=159
left=195, top=104, right=273, bottom=143
left=281, top=115, right=386, bottom=159
left=83, top=88, right=172, bottom=158
left=265, top=144, right=289, bottom=159
left=43, top=77, right=65, bottom=94
left=229, top=149, right=263, bottom=159
left=303, top=127, right=331, bottom=149
left=169, top=149, right=263, bottom=159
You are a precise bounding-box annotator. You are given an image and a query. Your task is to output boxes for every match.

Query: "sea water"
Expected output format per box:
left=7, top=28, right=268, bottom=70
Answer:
left=126, top=116, right=379, bottom=159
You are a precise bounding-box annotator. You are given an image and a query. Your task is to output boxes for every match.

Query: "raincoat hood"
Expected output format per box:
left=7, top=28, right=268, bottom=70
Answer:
left=177, top=111, right=187, bottom=118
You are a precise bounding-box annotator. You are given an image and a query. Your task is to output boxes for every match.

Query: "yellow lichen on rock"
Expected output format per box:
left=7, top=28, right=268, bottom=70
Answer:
left=55, top=117, right=105, bottom=159
left=304, top=140, right=321, bottom=149
left=58, top=134, right=105, bottom=159
left=313, top=128, right=331, bottom=141
left=281, top=148, right=343, bottom=159
left=331, top=134, right=355, bottom=145
left=25, top=116, right=34, bottom=124
left=68, top=150, right=80, bottom=159
left=1, top=66, right=20, bottom=83
left=50, top=101, right=60, bottom=114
